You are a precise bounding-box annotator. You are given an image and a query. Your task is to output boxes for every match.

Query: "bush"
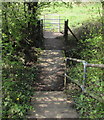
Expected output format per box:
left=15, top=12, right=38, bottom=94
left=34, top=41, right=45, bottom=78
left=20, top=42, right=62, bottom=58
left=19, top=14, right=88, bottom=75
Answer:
left=2, top=63, right=37, bottom=118
left=67, top=33, right=104, bottom=118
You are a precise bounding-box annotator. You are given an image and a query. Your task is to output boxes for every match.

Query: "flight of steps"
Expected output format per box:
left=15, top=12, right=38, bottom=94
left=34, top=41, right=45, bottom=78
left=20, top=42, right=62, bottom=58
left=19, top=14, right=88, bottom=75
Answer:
left=27, top=31, right=78, bottom=119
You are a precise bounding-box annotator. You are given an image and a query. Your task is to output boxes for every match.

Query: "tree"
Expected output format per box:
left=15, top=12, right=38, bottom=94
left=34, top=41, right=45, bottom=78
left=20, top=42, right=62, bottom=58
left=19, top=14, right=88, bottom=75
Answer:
left=2, top=2, right=42, bottom=64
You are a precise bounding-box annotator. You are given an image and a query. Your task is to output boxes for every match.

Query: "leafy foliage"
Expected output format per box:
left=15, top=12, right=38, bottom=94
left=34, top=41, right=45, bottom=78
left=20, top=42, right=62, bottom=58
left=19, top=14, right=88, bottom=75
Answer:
left=2, top=1, right=104, bottom=119
left=67, top=23, right=104, bottom=118
left=49, top=2, right=104, bottom=118
left=2, top=2, right=43, bottom=65
left=2, top=64, right=36, bottom=118
left=2, top=2, right=42, bottom=118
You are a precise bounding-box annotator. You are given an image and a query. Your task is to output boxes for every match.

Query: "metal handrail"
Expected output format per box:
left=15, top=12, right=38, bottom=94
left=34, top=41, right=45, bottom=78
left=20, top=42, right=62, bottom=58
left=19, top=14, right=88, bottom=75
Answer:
left=65, top=57, right=104, bottom=102
left=66, top=57, right=104, bottom=68
left=65, top=58, right=87, bottom=91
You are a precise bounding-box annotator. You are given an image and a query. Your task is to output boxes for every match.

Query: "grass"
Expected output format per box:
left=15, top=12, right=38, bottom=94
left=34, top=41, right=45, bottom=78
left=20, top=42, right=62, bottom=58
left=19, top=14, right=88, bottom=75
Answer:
left=40, top=2, right=102, bottom=31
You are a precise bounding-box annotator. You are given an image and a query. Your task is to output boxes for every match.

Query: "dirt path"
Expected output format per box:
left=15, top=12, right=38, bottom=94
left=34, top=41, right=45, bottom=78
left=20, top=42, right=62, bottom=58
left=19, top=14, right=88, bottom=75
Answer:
left=34, top=31, right=65, bottom=90
left=44, top=31, right=65, bottom=50
left=27, top=31, right=78, bottom=119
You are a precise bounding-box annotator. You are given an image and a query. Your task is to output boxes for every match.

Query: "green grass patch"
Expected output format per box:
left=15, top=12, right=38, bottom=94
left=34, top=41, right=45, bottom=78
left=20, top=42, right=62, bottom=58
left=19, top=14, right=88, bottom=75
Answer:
left=40, top=2, right=102, bottom=30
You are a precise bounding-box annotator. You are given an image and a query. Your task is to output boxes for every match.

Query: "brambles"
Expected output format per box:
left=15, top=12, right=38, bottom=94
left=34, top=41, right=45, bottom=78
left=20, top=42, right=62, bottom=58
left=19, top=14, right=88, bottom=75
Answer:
left=2, top=2, right=40, bottom=118
left=67, top=31, right=104, bottom=118
left=2, top=64, right=37, bottom=118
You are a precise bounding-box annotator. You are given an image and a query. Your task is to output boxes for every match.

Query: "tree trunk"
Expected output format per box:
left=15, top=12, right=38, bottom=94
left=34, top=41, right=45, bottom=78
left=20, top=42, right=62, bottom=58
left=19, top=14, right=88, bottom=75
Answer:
left=3, top=3, right=10, bottom=42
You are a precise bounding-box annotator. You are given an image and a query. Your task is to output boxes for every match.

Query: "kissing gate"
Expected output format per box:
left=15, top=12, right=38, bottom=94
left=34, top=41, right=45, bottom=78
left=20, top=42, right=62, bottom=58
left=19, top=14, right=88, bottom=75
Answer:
left=43, top=14, right=65, bottom=32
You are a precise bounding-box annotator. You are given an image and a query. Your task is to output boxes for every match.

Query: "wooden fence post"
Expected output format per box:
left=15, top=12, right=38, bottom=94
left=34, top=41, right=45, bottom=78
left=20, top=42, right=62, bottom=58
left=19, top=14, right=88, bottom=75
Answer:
left=40, top=19, right=44, bottom=48
left=37, top=20, right=43, bottom=48
left=64, top=19, right=68, bottom=42
left=41, top=19, right=44, bottom=39
left=37, top=20, right=41, bottom=47
left=38, top=19, right=44, bottom=48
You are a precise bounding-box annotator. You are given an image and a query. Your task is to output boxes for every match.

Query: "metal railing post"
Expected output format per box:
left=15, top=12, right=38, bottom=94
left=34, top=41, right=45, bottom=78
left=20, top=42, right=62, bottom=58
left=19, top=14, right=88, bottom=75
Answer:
left=81, top=61, right=87, bottom=91
left=64, top=57, right=104, bottom=102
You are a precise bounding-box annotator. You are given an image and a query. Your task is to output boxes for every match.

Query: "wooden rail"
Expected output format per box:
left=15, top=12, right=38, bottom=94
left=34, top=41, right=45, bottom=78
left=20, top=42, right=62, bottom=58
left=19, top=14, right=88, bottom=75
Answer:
left=64, top=19, right=78, bottom=42
left=66, top=57, right=85, bottom=63
left=67, top=26, right=78, bottom=42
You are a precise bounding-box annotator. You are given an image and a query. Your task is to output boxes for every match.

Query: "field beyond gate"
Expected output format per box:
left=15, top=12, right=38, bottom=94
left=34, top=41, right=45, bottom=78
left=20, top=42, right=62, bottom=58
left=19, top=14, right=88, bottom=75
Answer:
left=42, top=14, right=65, bottom=32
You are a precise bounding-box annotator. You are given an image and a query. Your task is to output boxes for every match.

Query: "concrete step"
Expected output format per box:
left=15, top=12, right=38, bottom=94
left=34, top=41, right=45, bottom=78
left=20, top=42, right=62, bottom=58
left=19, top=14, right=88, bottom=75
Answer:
left=34, top=50, right=65, bottom=91
left=27, top=91, right=78, bottom=118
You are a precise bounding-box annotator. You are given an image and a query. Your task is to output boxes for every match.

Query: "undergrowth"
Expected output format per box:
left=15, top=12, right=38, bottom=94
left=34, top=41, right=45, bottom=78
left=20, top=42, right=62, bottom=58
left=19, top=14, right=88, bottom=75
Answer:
left=2, top=61, right=37, bottom=119
left=40, top=2, right=104, bottom=118
left=67, top=33, right=104, bottom=118
left=2, top=3, right=41, bottom=118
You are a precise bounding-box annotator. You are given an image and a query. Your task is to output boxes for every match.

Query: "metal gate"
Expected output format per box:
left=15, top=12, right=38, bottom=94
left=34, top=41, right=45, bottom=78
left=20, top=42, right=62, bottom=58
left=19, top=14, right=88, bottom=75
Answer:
left=43, top=14, right=64, bottom=32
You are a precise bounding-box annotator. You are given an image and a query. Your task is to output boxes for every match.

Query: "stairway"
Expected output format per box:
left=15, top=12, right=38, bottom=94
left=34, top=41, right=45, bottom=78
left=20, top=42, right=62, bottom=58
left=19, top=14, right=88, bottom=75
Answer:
left=27, top=31, right=78, bottom=119
left=35, top=50, right=65, bottom=91
left=27, top=91, right=78, bottom=118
